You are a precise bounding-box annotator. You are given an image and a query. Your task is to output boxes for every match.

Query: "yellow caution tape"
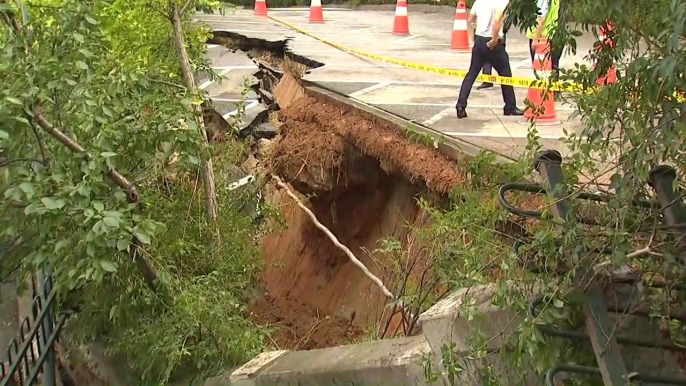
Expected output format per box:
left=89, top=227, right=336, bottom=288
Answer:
left=269, top=16, right=582, bottom=92
left=268, top=16, right=685, bottom=102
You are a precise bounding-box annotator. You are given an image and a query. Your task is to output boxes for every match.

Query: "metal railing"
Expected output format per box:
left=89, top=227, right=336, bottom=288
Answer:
left=498, top=149, right=686, bottom=386
left=0, top=274, right=69, bottom=386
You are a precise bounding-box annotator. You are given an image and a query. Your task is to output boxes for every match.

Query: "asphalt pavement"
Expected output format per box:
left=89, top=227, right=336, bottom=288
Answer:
left=194, top=7, right=601, bottom=160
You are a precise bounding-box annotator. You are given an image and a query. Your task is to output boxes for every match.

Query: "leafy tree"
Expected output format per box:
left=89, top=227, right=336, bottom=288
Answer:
left=1, top=0, right=265, bottom=382
left=422, top=0, right=686, bottom=384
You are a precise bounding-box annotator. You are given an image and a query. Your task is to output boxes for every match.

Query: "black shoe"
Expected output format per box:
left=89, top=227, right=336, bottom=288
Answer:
left=456, top=107, right=468, bottom=119
left=504, top=107, right=525, bottom=116
left=476, top=82, right=494, bottom=90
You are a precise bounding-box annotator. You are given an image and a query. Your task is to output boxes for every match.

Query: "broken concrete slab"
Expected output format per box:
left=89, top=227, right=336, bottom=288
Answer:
left=206, top=350, right=289, bottom=386
left=418, top=283, right=540, bottom=385
left=253, top=122, right=277, bottom=140
left=238, top=105, right=269, bottom=139
left=273, top=73, right=305, bottom=111
left=419, top=284, right=533, bottom=354
left=221, top=336, right=431, bottom=386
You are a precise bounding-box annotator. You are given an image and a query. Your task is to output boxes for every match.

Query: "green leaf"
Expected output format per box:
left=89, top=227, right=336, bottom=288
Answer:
left=19, top=182, right=35, bottom=199
left=4, top=97, right=22, bottom=106
left=553, top=299, right=564, bottom=308
left=5, top=225, right=16, bottom=237
left=55, top=239, right=70, bottom=252
left=100, top=260, right=117, bottom=273
left=93, top=202, right=105, bottom=212
left=41, top=197, right=65, bottom=210
left=103, top=215, right=120, bottom=227
left=134, top=230, right=151, bottom=245
left=78, top=48, right=94, bottom=58
left=102, top=106, right=115, bottom=117
left=13, top=116, right=30, bottom=126
left=0, top=130, right=8, bottom=139
left=116, top=238, right=129, bottom=251
left=101, top=152, right=117, bottom=158
left=76, top=61, right=88, bottom=70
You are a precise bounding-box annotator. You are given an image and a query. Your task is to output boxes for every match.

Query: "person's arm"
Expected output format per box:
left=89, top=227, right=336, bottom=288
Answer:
left=533, top=0, right=549, bottom=40
left=468, top=0, right=478, bottom=24
left=491, top=0, right=508, bottom=41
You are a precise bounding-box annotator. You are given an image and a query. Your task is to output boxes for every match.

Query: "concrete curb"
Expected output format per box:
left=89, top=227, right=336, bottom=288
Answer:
left=302, top=80, right=515, bottom=164
left=213, top=336, right=431, bottom=386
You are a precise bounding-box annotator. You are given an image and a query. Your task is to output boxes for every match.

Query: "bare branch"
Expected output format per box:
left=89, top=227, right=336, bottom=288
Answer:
left=626, top=246, right=651, bottom=259
left=148, top=77, right=185, bottom=89
left=170, top=2, right=218, bottom=222
left=179, top=0, right=194, bottom=16
left=0, top=158, right=45, bottom=167
left=30, top=122, right=50, bottom=166
left=271, top=174, right=396, bottom=300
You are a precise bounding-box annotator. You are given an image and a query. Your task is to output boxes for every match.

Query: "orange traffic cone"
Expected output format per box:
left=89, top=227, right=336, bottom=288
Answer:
left=309, top=0, right=324, bottom=23
left=451, top=1, right=469, bottom=50
left=525, top=38, right=557, bottom=122
left=596, top=20, right=617, bottom=85
left=254, top=0, right=267, bottom=16
left=392, top=0, right=409, bottom=35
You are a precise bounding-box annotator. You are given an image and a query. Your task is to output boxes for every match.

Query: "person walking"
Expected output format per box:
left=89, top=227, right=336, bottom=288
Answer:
left=476, top=14, right=512, bottom=90
left=455, top=0, right=523, bottom=119
left=528, top=0, right=562, bottom=71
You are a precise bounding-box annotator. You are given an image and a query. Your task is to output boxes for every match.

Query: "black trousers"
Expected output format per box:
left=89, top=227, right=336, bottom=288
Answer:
left=528, top=38, right=563, bottom=70
left=457, top=36, right=517, bottom=110
left=482, top=32, right=506, bottom=76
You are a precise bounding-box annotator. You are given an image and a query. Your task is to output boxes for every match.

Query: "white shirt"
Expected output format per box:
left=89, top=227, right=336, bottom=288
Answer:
left=471, top=0, right=510, bottom=38
left=536, top=0, right=549, bottom=17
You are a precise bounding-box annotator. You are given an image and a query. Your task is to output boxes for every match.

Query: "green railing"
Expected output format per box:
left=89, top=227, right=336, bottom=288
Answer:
left=498, top=149, right=686, bottom=386
left=0, top=275, right=69, bottom=386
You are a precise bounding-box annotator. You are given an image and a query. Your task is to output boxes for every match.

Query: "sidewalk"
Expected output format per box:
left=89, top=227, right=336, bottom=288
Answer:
left=196, top=8, right=597, bottom=160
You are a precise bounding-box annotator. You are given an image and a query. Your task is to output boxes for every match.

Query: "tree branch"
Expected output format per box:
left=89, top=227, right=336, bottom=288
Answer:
left=271, top=174, right=396, bottom=300
left=0, top=158, right=45, bottom=167
left=179, top=0, right=194, bottom=16
left=170, top=1, right=218, bottom=222
left=32, top=105, right=158, bottom=291
left=33, top=106, right=140, bottom=202
left=30, top=122, right=50, bottom=167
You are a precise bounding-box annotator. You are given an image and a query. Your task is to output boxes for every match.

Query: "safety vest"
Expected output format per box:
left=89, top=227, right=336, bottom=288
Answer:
left=526, top=0, right=560, bottom=39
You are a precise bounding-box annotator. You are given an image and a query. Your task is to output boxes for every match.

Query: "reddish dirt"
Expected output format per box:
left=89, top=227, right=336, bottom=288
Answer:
left=271, top=95, right=465, bottom=195
left=259, top=165, right=423, bottom=331
left=249, top=73, right=527, bottom=349
left=248, top=295, right=364, bottom=350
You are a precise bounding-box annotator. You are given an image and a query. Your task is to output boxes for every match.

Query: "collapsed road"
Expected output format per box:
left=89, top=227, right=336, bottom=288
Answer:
left=200, top=27, right=481, bottom=349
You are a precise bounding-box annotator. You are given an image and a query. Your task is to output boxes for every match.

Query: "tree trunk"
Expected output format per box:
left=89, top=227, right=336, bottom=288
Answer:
left=170, top=2, right=219, bottom=222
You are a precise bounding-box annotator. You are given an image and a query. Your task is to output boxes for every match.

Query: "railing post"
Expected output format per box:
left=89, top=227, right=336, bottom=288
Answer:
left=648, top=165, right=686, bottom=261
left=533, top=150, right=629, bottom=386
left=37, top=270, right=56, bottom=386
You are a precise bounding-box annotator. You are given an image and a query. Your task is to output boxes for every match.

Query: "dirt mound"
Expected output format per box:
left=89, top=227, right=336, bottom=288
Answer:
left=271, top=96, right=464, bottom=195
left=248, top=295, right=364, bottom=350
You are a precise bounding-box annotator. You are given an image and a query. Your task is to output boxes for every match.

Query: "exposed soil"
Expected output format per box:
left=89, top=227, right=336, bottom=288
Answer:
left=271, top=95, right=465, bottom=195
left=248, top=295, right=364, bottom=350
left=243, top=70, right=542, bottom=351
left=243, top=74, right=471, bottom=350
